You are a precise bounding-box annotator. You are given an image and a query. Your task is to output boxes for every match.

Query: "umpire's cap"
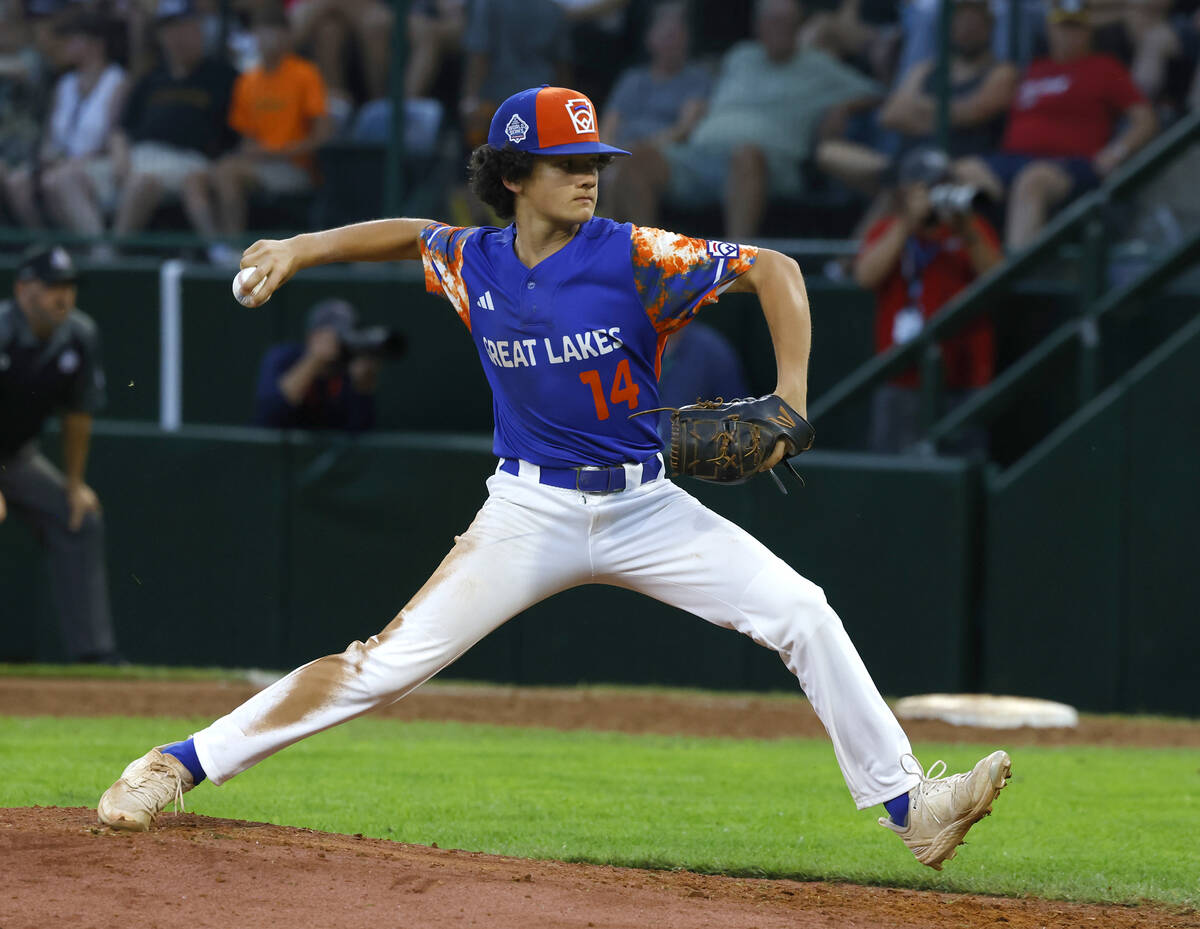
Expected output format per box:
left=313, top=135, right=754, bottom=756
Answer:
left=17, top=245, right=79, bottom=285
left=488, top=86, right=630, bottom=157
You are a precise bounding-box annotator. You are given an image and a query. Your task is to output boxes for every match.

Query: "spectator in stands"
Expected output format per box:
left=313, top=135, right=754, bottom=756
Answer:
left=2, top=13, right=127, bottom=239
left=896, top=0, right=1045, bottom=81
left=882, top=1, right=1017, bottom=158
left=956, top=0, right=1158, bottom=250
left=351, top=0, right=456, bottom=156
left=0, top=245, right=121, bottom=664
left=458, top=0, right=571, bottom=221
left=107, top=0, right=237, bottom=245
left=254, top=299, right=385, bottom=432
left=364, top=0, right=463, bottom=158
left=601, top=1, right=711, bottom=153
left=405, top=0, right=468, bottom=100
left=800, top=0, right=901, bottom=82
left=553, top=0, right=635, bottom=105
left=600, top=1, right=711, bottom=216
left=605, top=0, right=880, bottom=240
left=1090, top=0, right=1188, bottom=114
left=181, top=8, right=331, bottom=265
left=0, top=0, right=63, bottom=202
left=460, top=0, right=571, bottom=144
left=290, top=0, right=394, bottom=116
left=853, top=147, right=1003, bottom=456
left=817, top=0, right=1018, bottom=196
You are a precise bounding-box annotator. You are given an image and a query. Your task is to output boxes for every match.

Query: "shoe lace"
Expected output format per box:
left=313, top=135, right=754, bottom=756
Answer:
left=901, top=752, right=947, bottom=782
left=127, top=759, right=186, bottom=816
left=900, top=752, right=964, bottom=827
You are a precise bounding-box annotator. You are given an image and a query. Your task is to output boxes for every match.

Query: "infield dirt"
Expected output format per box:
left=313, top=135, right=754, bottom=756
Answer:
left=2, top=676, right=1198, bottom=929
left=3, top=676, right=1198, bottom=747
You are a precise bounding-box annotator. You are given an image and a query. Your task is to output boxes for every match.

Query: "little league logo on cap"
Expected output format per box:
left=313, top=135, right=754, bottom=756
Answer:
left=564, top=98, right=594, bottom=134
left=488, top=86, right=630, bottom=157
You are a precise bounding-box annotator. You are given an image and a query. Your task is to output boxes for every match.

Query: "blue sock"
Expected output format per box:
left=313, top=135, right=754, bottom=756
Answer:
left=161, top=738, right=207, bottom=785
left=883, top=792, right=909, bottom=827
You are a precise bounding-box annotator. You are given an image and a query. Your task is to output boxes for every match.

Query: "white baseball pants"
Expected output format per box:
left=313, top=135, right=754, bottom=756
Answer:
left=194, top=467, right=918, bottom=809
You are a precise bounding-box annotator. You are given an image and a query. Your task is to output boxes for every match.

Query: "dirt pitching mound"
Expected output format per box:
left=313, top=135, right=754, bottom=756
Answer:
left=2, top=807, right=1197, bottom=929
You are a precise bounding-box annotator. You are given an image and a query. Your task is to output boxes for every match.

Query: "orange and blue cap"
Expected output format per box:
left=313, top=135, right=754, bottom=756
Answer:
left=487, top=86, right=630, bottom=157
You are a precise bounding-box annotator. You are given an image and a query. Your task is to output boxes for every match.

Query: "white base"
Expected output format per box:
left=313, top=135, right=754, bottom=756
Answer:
left=894, top=693, right=1079, bottom=729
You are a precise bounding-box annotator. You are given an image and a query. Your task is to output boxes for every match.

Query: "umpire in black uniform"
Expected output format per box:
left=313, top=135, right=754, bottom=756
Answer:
left=0, top=245, right=119, bottom=663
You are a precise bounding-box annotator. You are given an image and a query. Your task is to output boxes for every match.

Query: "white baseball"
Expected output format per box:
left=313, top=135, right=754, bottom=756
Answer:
left=233, top=266, right=269, bottom=307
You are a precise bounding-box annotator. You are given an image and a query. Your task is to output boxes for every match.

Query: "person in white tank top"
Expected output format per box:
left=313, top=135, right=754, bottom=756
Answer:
left=46, top=61, right=126, bottom=161
left=2, top=13, right=128, bottom=240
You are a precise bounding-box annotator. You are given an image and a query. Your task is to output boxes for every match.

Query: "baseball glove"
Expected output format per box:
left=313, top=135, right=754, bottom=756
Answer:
left=644, top=395, right=815, bottom=493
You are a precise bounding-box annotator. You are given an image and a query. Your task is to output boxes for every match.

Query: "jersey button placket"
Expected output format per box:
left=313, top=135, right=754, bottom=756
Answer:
left=522, top=277, right=538, bottom=318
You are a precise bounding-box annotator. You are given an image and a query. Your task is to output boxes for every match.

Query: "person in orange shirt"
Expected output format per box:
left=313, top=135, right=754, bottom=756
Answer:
left=182, top=8, right=333, bottom=264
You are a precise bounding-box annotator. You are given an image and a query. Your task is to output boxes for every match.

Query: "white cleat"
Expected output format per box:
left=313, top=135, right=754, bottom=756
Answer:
left=97, top=747, right=195, bottom=832
left=879, top=749, right=1012, bottom=870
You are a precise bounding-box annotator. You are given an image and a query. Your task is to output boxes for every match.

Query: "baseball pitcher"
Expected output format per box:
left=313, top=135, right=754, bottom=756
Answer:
left=98, top=86, right=1010, bottom=870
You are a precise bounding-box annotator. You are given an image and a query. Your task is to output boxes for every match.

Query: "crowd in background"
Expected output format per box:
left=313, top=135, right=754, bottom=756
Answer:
left=4, top=0, right=1199, bottom=454
left=5, top=0, right=1199, bottom=667
left=2, top=0, right=1199, bottom=258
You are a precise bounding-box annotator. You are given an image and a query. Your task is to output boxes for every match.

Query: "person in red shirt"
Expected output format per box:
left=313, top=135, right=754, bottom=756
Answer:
left=957, top=0, right=1157, bottom=250
left=854, top=147, right=1003, bottom=456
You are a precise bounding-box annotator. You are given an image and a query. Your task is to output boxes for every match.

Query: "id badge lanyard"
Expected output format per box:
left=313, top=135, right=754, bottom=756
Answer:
left=894, top=236, right=942, bottom=345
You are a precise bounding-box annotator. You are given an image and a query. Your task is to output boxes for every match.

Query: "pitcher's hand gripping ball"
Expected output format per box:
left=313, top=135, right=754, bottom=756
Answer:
left=656, top=394, right=815, bottom=492
left=232, top=267, right=268, bottom=307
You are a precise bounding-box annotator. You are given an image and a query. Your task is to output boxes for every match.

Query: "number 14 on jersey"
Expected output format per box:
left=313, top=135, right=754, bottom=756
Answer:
left=579, top=359, right=640, bottom=421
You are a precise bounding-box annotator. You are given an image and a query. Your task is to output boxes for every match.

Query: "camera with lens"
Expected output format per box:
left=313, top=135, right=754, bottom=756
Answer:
left=340, top=326, right=407, bottom=362
left=928, top=183, right=986, bottom=218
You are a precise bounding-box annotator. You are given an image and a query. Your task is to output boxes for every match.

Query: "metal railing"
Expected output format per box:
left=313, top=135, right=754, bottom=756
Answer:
left=809, top=110, right=1200, bottom=451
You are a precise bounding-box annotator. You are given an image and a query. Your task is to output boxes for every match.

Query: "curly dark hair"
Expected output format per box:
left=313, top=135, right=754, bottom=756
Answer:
left=467, top=145, right=616, bottom=220
left=467, top=145, right=537, bottom=220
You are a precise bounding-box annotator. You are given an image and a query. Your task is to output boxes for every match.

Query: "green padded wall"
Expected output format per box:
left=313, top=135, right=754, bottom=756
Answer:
left=89, top=426, right=289, bottom=667
left=1, top=427, right=977, bottom=699
left=1120, top=314, right=1200, bottom=715
left=981, top=312, right=1200, bottom=714
left=279, top=446, right=976, bottom=694
left=0, top=520, right=52, bottom=661
left=283, top=435, right=495, bottom=662
left=980, top=403, right=1126, bottom=709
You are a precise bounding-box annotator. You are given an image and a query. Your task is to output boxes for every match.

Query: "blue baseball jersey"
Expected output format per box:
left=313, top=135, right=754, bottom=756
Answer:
left=419, top=216, right=757, bottom=467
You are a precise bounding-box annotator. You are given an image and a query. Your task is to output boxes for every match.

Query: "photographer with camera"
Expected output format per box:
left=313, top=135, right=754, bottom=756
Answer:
left=854, top=146, right=1002, bottom=456
left=253, top=298, right=405, bottom=432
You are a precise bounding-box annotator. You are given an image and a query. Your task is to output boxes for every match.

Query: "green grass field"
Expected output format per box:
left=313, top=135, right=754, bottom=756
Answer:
left=1, top=712, right=1197, bottom=908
